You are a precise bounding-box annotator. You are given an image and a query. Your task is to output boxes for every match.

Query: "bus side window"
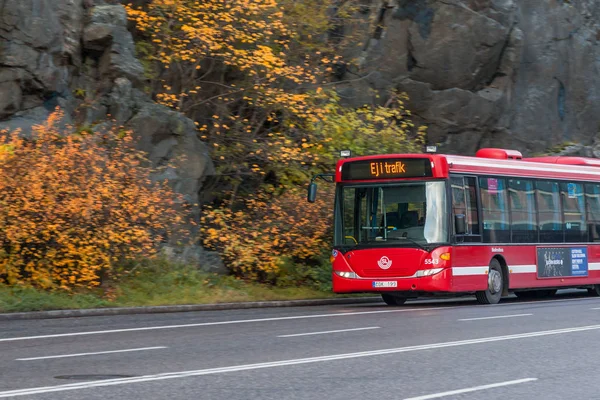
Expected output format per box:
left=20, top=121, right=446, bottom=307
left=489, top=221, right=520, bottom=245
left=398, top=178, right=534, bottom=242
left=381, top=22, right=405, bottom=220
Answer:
left=451, top=176, right=480, bottom=240
left=451, top=177, right=467, bottom=234
left=585, top=184, right=600, bottom=242
left=508, top=179, right=537, bottom=243
left=465, top=177, right=480, bottom=235
left=561, top=182, right=586, bottom=243
left=535, top=180, right=563, bottom=243
left=479, top=177, right=510, bottom=243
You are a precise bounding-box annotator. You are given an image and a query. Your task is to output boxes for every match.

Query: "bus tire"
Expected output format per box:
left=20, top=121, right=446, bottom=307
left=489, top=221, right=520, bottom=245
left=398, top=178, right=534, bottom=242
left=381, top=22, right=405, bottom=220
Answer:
left=381, top=293, right=407, bottom=306
left=588, top=285, right=600, bottom=296
left=475, top=259, right=503, bottom=305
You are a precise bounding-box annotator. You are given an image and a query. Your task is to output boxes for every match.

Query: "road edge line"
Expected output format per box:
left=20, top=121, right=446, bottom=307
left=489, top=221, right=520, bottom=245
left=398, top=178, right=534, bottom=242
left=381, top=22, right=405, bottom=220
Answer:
left=0, top=297, right=383, bottom=321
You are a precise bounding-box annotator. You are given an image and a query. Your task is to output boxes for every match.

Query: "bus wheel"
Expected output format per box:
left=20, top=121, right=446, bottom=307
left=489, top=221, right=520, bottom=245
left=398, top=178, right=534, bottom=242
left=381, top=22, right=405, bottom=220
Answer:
left=588, top=285, right=600, bottom=296
left=475, top=259, right=503, bottom=305
left=381, top=293, right=407, bottom=306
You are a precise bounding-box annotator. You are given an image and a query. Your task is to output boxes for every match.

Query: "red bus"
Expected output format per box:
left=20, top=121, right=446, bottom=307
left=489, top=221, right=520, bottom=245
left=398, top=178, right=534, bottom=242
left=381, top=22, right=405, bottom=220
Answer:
left=307, top=148, right=600, bottom=305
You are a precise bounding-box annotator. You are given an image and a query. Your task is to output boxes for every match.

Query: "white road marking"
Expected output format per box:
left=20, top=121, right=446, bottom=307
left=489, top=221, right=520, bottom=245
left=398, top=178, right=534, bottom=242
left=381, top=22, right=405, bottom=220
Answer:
left=16, top=346, right=167, bottom=361
left=1, top=294, right=599, bottom=344
left=277, top=326, right=380, bottom=338
left=458, top=313, right=532, bottom=321
left=403, top=378, right=538, bottom=400
left=0, top=307, right=451, bottom=343
left=498, top=296, right=597, bottom=307
left=423, top=295, right=596, bottom=308
left=590, top=307, right=600, bottom=310
left=1, top=324, right=599, bottom=398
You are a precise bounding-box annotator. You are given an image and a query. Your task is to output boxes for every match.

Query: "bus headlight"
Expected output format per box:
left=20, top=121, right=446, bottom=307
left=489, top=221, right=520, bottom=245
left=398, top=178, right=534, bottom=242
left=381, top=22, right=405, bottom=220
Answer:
left=416, top=268, right=443, bottom=277
left=335, top=271, right=358, bottom=279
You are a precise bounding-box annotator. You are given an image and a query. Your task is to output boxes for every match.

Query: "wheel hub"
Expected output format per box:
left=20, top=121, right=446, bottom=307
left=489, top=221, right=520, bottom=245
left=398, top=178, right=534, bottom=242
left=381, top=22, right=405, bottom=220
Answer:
left=488, top=269, right=502, bottom=294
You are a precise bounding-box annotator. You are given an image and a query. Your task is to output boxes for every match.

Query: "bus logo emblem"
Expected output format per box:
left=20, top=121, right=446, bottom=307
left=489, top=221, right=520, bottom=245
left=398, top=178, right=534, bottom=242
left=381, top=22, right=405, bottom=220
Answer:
left=378, top=256, right=392, bottom=270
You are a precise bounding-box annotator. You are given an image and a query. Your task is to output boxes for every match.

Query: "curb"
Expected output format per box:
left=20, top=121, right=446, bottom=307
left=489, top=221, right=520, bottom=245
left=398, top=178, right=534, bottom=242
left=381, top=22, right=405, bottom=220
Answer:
left=0, top=296, right=383, bottom=321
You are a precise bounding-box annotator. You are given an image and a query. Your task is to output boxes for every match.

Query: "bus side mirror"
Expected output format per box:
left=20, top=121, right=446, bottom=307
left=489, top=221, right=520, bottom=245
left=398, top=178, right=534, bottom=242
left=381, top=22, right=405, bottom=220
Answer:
left=307, top=182, right=317, bottom=203
left=455, top=214, right=466, bottom=235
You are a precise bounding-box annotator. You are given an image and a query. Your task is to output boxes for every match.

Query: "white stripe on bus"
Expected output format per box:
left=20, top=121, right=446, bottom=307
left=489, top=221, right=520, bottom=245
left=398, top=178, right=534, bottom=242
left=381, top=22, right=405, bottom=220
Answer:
left=456, top=263, right=600, bottom=275
left=452, top=267, right=488, bottom=276
left=589, top=263, right=600, bottom=271
left=446, top=156, right=600, bottom=176
left=509, top=265, right=536, bottom=274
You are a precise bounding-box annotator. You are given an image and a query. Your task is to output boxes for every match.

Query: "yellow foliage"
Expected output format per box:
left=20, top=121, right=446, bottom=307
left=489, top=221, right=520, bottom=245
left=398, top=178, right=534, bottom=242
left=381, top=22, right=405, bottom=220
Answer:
left=126, top=0, right=340, bottom=185
left=125, top=0, right=328, bottom=114
left=201, top=186, right=334, bottom=279
left=0, top=110, right=187, bottom=290
left=128, top=1, right=430, bottom=277
left=127, top=0, right=427, bottom=189
left=309, top=89, right=427, bottom=166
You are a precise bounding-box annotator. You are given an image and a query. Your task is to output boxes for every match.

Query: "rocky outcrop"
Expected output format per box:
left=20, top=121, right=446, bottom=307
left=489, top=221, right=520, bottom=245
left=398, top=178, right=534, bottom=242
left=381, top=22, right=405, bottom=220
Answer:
left=547, top=140, right=600, bottom=159
left=0, top=0, right=83, bottom=129
left=0, top=0, right=221, bottom=272
left=86, top=4, right=146, bottom=84
left=339, top=0, right=600, bottom=156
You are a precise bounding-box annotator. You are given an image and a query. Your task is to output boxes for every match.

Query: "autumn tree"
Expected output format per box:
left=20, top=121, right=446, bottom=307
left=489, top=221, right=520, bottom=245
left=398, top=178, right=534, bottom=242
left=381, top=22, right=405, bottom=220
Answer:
left=202, top=186, right=333, bottom=281
left=0, top=111, right=187, bottom=290
left=126, top=0, right=357, bottom=192
left=127, top=1, right=428, bottom=279
left=201, top=90, right=425, bottom=280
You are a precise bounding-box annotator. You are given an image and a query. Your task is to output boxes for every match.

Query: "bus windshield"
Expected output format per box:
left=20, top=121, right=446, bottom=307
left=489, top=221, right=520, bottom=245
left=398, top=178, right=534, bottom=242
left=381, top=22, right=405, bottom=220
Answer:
left=335, top=181, right=448, bottom=249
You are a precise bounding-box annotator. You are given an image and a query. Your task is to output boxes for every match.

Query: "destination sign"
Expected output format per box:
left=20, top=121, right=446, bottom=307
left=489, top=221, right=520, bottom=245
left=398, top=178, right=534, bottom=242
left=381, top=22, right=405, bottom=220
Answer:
left=341, top=158, right=433, bottom=180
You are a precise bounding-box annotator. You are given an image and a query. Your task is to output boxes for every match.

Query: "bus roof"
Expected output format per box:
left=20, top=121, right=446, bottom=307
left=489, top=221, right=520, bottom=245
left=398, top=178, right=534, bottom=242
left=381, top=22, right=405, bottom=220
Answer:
left=336, top=148, right=600, bottom=183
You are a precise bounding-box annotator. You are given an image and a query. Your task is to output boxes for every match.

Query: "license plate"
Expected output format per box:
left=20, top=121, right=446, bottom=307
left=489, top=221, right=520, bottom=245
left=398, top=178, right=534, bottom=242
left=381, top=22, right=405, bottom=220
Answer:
left=372, top=281, right=397, bottom=288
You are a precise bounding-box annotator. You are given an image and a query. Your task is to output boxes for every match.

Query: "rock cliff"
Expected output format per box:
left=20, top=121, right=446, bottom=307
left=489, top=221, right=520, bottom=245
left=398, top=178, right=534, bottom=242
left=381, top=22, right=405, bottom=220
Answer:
left=0, top=0, right=220, bottom=270
left=340, top=0, right=600, bottom=156
left=3, top=0, right=600, bottom=216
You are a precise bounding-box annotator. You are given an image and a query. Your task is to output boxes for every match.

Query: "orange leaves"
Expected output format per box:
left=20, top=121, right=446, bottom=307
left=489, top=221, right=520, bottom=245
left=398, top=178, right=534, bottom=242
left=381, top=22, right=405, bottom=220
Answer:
left=0, top=110, right=187, bottom=290
left=123, top=0, right=429, bottom=289
left=125, top=0, right=341, bottom=186
left=126, top=0, right=297, bottom=77
left=126, top=0, right=323, bottom=112
left=201, top=186, right=334, bottom=280
left=308, top=89, right=427, bottom=169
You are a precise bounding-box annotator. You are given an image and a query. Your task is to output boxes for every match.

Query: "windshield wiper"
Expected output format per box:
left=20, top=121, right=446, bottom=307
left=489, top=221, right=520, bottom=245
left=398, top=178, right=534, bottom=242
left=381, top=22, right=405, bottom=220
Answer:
left=384, top=236, right=427, bottom=251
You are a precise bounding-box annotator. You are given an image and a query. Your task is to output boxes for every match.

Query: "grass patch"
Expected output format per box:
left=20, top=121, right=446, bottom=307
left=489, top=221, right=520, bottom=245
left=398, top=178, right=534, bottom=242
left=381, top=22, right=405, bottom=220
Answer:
left=0, top=260, right=369, bottom=313
left=0, top=286, right=111, bottom=313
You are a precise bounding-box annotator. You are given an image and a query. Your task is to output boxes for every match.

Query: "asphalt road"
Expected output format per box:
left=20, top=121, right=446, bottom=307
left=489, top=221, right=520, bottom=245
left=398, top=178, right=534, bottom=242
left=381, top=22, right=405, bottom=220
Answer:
left=2, top=290, right=600, bottom=399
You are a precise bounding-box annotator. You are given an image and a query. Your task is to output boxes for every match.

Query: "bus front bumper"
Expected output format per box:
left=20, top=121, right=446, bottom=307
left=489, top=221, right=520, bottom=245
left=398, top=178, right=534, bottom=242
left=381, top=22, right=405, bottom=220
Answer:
left=332, top=268, right=454, bottom=293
